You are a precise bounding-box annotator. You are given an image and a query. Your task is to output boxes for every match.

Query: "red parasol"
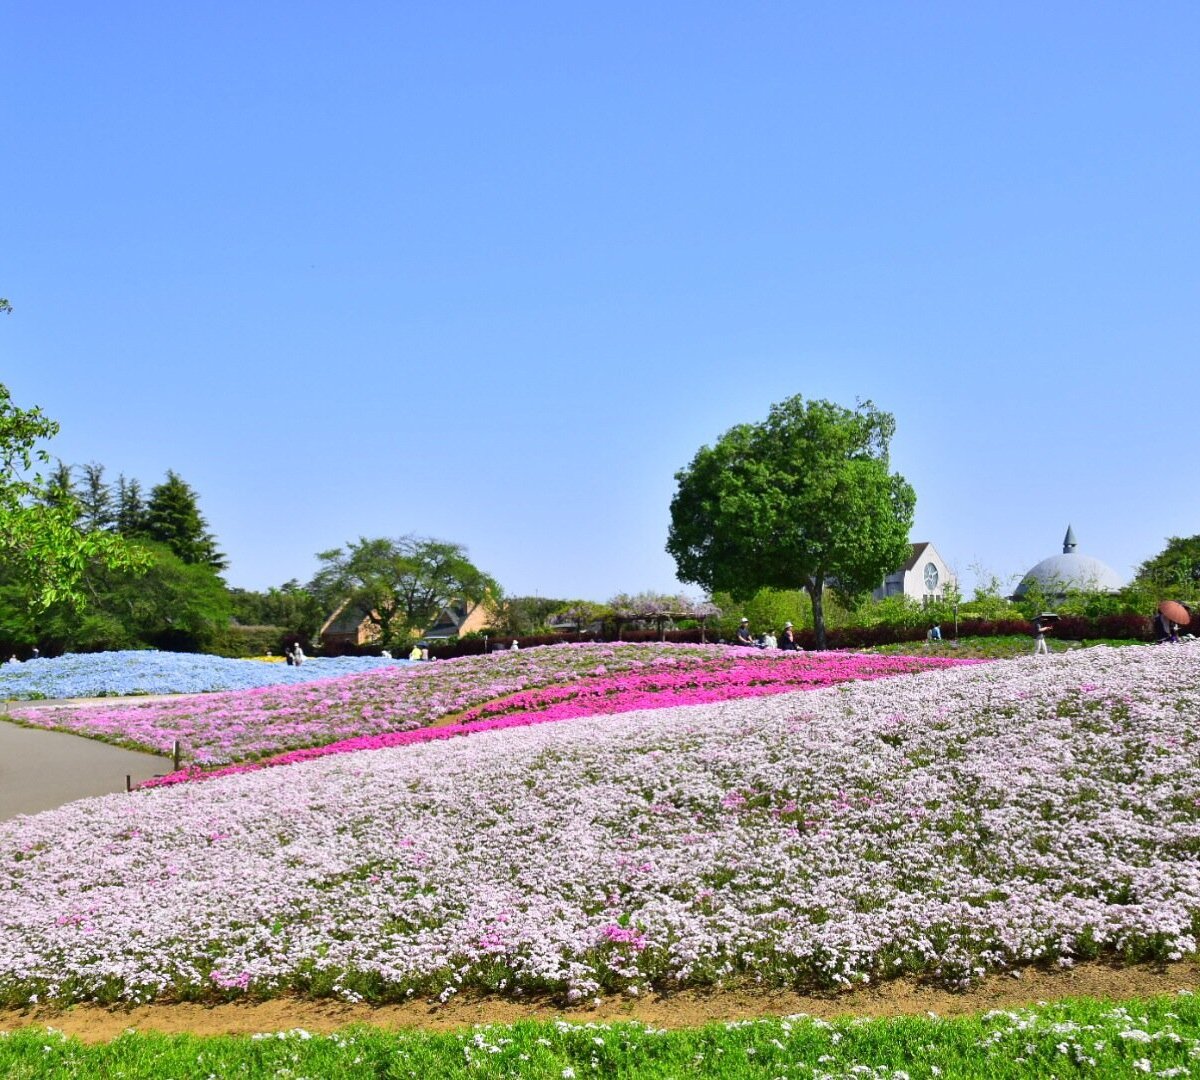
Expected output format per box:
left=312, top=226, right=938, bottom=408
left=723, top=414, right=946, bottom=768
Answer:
left=1158, top=600, right=1191, bottom=627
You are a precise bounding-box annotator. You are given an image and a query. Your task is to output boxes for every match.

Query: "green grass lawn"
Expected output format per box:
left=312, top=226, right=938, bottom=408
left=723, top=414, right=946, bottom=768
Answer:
left=863, top=634, right=1144, bottom=659
left=4, top=994, right=1199, bottom=1078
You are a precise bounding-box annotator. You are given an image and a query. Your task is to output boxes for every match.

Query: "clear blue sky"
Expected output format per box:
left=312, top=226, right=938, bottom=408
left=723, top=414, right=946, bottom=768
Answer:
left=3, top=3, right=1197, bottom=602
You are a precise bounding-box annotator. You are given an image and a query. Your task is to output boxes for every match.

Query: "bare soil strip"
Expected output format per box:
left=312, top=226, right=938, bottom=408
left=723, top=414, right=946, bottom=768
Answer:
left=3, top=961, right=1197, bottom=1044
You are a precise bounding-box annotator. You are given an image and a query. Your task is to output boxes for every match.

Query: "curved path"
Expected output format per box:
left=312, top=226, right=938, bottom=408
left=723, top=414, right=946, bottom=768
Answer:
left=0, top=704, right=174, bottom=821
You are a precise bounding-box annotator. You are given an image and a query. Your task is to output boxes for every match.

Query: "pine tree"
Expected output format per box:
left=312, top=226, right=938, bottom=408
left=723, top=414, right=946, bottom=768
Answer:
left=40, top=460, right=78, bottom=518
left=78, top=462, right=115, bottom=532
left=116, top=475, right=148, bottom=537
left=143, top=470, right=227, bottom=571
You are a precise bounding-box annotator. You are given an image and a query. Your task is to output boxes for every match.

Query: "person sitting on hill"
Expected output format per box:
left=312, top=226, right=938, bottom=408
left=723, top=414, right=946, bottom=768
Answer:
left=736, top=618, right=754, bottom=646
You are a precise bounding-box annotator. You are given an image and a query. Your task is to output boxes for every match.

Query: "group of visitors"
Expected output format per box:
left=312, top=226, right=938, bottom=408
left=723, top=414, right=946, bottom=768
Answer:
left=735, top=618, right=799, bottom=650
left=1031, top=602, right=1193, bottom=655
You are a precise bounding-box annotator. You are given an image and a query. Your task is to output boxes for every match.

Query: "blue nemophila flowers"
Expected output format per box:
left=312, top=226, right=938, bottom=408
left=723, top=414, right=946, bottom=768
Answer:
left=0, top=651, right=412, bottom=700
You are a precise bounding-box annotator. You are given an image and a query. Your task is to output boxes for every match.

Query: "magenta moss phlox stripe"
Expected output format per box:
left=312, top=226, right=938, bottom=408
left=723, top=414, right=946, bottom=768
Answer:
left=456, top=652, right=981, bottom=724
left=140, top=650, right=982, bottom=788
left=12, top=643, right=977, bottom=767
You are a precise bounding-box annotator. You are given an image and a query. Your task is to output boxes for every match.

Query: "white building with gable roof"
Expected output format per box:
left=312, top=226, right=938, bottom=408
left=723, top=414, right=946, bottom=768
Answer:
left=872, top=542, right=955, bottom=603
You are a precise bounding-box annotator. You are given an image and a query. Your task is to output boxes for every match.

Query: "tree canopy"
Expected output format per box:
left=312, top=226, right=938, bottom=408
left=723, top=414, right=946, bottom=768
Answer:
left=0, top=382, right=145, bottom=613
left=667, top=395, right=916, bottom=648
left=1132, top=535, right=1200, bottom=602
left=143, top=470, right=227, bottom=571
left=24, top=542, right=232, bottom=654
left=310, top=535, right=498, bottom=650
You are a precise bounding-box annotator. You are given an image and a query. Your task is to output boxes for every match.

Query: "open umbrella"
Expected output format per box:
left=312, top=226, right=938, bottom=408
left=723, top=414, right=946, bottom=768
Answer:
left=1158, top=600, right=1191, bottom=627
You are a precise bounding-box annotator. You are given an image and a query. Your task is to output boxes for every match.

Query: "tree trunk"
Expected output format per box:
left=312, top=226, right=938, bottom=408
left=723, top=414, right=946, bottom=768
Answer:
left=808, top=580, right=827, bottom=650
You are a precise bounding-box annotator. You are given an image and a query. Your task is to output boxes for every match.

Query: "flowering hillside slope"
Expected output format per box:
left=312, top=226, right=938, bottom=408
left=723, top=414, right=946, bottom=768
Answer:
left=10, top=644, right=974, bottom=765
left=1, top=643, right=1197, bottom=1007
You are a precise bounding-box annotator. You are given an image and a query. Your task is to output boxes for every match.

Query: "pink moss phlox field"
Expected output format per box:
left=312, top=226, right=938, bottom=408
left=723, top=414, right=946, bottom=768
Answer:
left=9, top=644, right=978, bottom=774
left=140, top=651, right=972, bottom=788
left=4, top=643, right=1200, bottom=1008
left=455, top=652, right=979, bottom=725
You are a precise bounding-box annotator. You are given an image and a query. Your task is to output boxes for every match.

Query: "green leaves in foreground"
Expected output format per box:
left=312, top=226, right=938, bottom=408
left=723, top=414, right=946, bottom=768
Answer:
left=3, top=994, right=1199, bottom=1078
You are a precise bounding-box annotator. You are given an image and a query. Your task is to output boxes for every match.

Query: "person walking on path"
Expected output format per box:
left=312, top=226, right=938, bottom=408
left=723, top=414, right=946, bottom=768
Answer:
left=1032, top=613, right=1055, bottom=655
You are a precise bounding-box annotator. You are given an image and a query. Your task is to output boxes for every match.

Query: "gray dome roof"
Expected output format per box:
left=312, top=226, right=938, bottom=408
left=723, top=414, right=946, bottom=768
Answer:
left=1014, top=553, right=1123, bottom=596
left=1014, top=525, right=1123, bottom=597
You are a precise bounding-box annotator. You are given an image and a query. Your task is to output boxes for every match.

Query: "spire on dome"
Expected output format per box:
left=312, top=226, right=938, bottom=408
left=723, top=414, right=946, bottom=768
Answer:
left=1063, top=525, right=1078, bottom=554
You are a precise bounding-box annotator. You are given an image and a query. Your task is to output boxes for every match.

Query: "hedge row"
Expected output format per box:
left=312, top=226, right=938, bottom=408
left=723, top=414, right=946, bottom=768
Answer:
left=425, top=614, right=1157, bottom=656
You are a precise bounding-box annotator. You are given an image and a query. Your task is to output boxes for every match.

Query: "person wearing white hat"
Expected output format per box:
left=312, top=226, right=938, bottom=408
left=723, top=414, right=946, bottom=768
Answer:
left=780, top=621, right=797, bottom=651
left=735, top=618, right=754, bottom=646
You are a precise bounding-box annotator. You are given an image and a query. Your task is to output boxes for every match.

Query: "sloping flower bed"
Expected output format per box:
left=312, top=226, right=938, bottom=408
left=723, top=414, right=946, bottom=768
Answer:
left=1, top=643, right=1197, bottom=1008
left=0, top=650, right=413, bottom=700
left=9, top=644, right=974, bottom=766
left=139, top=649, right=978, bottom=787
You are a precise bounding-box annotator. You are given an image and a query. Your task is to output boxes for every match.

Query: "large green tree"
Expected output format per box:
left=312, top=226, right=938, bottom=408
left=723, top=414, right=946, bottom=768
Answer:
left=31, top=542, right=232, bottom=653
left=667, top=396, right=916, bottom=649
left=143, top=470, right=227, bottom=571
left=310, top=535, right=498, bottom=651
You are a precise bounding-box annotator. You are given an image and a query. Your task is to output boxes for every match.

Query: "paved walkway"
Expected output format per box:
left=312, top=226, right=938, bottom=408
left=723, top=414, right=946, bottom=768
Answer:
left=0, top=708, right=174, bottom=821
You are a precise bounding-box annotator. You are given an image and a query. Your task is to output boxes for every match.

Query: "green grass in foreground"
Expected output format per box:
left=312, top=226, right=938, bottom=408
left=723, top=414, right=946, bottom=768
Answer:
left=3, top=994, right=1199, bottom=1078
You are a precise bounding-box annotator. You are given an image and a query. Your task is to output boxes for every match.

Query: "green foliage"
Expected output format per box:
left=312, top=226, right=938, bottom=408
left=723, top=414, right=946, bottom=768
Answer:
left=668, top=396, right=915, bottom=648
left=3, top=995, right=1200, bottom=1078
left=854, top=593, right=946, bottom=630
left=554, top=598, right=610, bottom=632
left=711, top=587, right=811, bottom=638
left=78, top=462, right=115, bottom=532
left=0, top=380, right=59, bottom=505
left=0, top=382, right=146, bottom=614
left=483, top=594, right=571, bottom=637
left=310, top=535, right=499, bottom=651
left=30, top=542, right=232, bottom=653
left=1132, top=534, right=1200, bottom=603
left=143, top=470, right=227, bottom=571
left=38, top=459, right=78, bottom=515
left=229, top=580, right=324, bottom=641
left=220, top=624, right=289, bottom=658
left=115, top=474, right=148, bottom=536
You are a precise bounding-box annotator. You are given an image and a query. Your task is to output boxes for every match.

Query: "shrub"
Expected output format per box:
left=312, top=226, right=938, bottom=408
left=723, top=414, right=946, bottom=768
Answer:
left=215, top=625, right=288, bottom=658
